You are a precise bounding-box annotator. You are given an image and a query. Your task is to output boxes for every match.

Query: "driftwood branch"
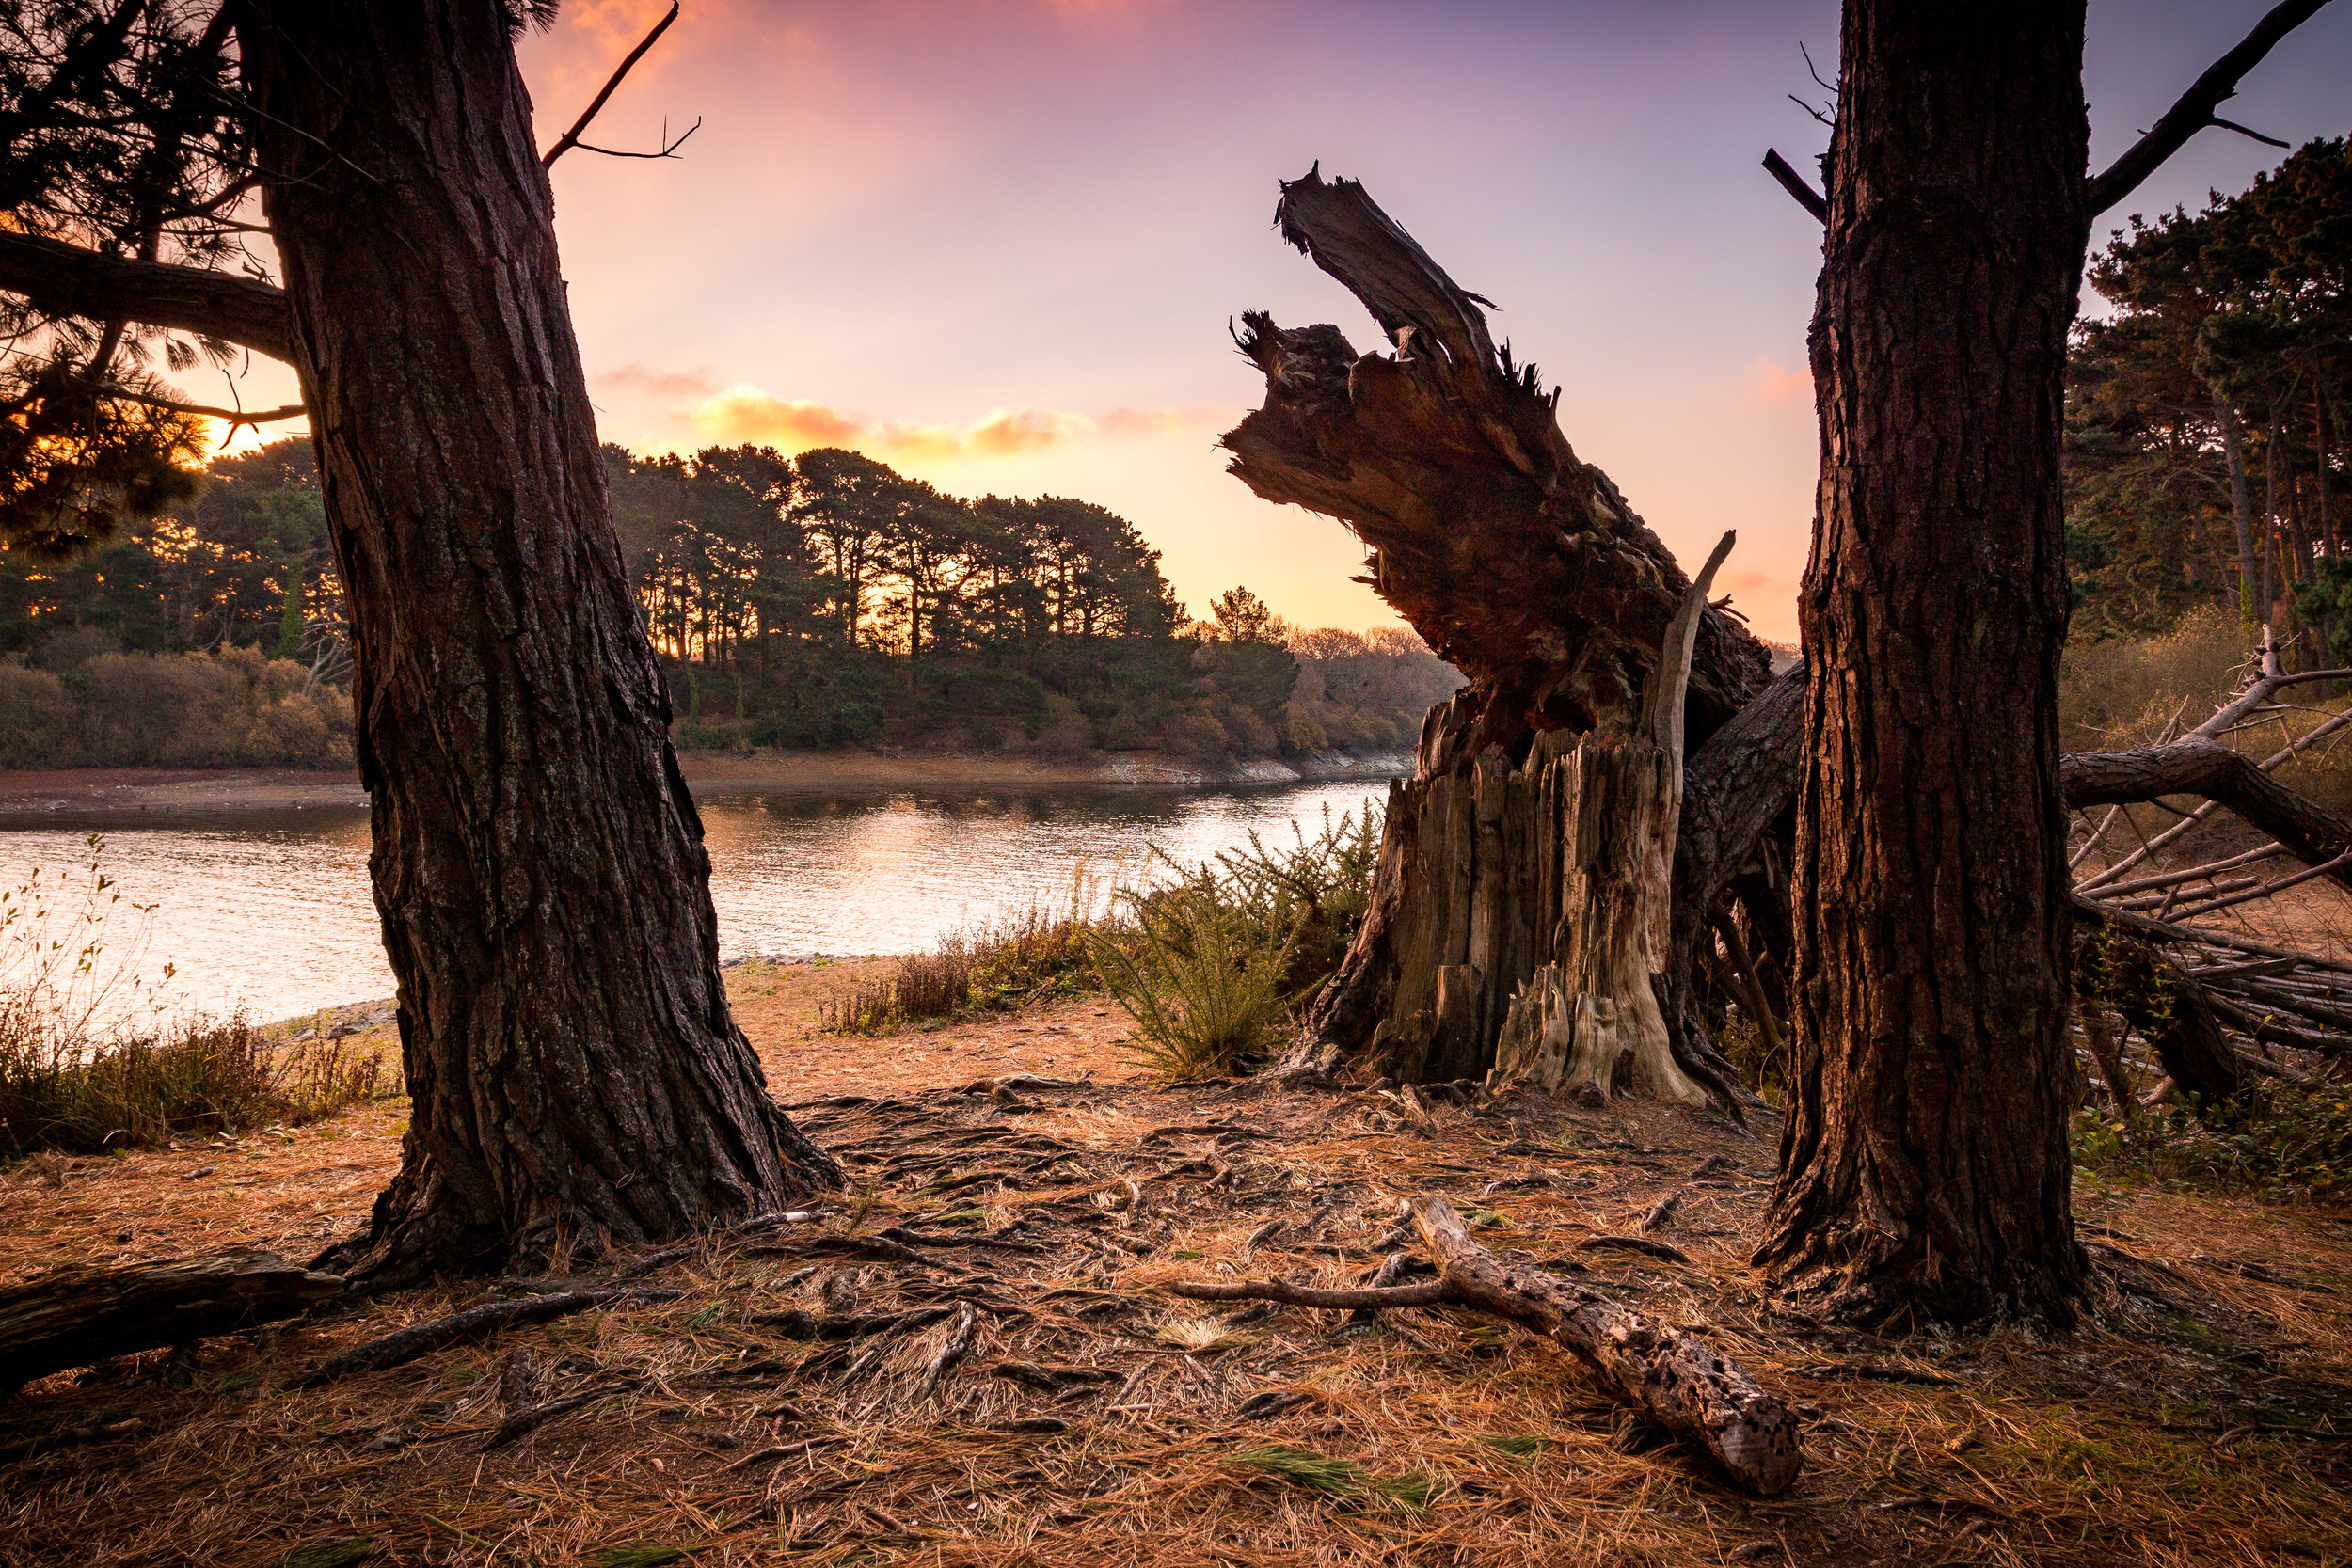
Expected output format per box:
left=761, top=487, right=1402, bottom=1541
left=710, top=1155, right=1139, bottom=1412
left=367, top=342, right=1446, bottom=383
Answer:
left=542, top=1, right=685, bottom=167
left=2087, top=0, right=2336, bottom=217
left=0, top=1249, right=343, bottom=1389
left=1170, top=1197, right=1803, bottom=1495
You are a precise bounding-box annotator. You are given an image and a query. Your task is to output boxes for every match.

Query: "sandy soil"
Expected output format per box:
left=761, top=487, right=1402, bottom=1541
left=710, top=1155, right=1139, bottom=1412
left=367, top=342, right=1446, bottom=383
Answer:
left=0, top=749, right=1411, bottom=819
left=4, top=963, right=2348, bottom=1567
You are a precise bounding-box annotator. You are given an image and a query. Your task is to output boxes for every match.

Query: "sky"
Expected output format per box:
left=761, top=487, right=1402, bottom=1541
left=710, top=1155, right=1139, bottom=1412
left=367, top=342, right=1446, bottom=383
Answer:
left=210, top=0, right=2352, bottom=643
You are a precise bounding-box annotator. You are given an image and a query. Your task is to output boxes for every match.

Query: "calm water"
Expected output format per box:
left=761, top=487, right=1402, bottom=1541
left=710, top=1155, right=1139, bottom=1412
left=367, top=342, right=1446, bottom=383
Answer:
left=0, top=779, right=1394, bottom=1023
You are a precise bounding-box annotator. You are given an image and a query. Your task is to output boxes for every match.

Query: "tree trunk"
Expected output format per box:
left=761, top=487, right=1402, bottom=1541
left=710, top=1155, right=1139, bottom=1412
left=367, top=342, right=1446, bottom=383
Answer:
left=1221, top=170, right=1774, bottom=1094
left=1490, top=537, right=1731, bottom=1103
left=1756, top=1, right=2090, bottom=1326
left=2219, top=387, right=2260, bottom=627
left=234, top=0, right=838, bottom=1289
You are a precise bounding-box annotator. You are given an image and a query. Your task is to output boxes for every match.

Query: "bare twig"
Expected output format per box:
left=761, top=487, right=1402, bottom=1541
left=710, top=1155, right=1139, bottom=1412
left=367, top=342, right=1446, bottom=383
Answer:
left=2088, top=0, right=2335, bottom=216
left=542, top=2, right=686, bottom=168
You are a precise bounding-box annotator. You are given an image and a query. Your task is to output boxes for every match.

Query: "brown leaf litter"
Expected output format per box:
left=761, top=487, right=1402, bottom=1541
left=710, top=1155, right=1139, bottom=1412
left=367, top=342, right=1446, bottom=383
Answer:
left=2, top=960, right=2348, bottom=1567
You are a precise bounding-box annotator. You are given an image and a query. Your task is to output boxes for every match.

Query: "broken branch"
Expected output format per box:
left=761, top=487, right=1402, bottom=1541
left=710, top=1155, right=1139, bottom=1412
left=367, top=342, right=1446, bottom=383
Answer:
left=2088, top=0, right=2336, bottom=215
left=542, top=2, right=685, bottom=167
left=1761, top=147, right=1829, bottom=222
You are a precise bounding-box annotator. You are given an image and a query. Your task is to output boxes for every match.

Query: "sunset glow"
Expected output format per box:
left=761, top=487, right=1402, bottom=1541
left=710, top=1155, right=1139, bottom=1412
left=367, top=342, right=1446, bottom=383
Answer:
left=204, top=0, right=2352, bottom=641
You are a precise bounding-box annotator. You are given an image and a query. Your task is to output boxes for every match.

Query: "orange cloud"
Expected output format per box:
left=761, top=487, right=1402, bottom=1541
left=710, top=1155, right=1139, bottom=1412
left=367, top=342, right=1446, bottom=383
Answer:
left=1740, top=358, right=1811, bottom=404
left=684, top=384, right=1225, bottom=460
left=596, top=362, right=723, bottom=400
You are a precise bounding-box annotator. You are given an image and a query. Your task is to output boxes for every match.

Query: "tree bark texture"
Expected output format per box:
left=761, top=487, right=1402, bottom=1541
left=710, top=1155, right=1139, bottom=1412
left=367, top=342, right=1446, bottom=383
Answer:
left=1757, top=2, right=2092, bottom=1325
left=0, top=1249, right=342, bottom=1389
left=232, top=0, right=838, bottom=1288
left=1223, top=170, right=1774, bottom=1091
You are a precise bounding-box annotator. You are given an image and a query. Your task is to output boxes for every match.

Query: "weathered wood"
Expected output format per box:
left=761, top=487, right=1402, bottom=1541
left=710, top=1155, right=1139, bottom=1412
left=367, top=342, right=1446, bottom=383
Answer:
left=1409, top=1196, right=1800, bottom=1494
left=1164, top=1196, right=1802, bottom=1494
left=0, top=1249, right=343, bottom=1389
left=1486, top=536, right=1731, bottom=1102
left=1244, top=171, right=1774, bottom=1090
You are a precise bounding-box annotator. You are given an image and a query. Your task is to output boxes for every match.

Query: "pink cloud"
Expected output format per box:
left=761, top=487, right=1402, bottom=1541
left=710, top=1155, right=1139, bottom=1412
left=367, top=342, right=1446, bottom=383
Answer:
left=1740, top=358, right=1812, bottom=404
left=682, top=384, right=1221, bottom=460
left=596, top=362, right=723, bottom=400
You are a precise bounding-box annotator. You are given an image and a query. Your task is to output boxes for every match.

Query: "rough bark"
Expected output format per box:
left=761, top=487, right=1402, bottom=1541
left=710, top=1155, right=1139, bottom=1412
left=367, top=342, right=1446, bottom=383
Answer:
left=230, top=0, right=837, bottom=1288
left=1660, top=665, right=1806, bottom=1100
left=1224, top=170, right=1773, bottom=1089
left=0, top=1249, right=342, bottom=1389
left=1757, top=3, right=2091, bottom=1327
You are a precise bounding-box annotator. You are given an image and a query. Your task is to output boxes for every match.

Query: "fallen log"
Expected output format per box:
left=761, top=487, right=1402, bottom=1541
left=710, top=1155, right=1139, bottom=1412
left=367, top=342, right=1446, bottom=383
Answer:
left=0, top=1248, right=344, bottom=1390
left=1168, top=1196, right=1800, bottom=1495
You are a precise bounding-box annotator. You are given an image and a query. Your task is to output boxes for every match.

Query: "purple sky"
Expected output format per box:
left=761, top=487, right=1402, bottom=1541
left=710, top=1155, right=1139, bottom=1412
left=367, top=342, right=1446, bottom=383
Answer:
left=217, top=1, right=2352, bottom=642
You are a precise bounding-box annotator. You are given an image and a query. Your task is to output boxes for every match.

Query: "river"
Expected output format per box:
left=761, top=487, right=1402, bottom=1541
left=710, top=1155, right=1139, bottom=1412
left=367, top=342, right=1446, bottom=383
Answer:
left=0, top=778, right=1394, bottom=1023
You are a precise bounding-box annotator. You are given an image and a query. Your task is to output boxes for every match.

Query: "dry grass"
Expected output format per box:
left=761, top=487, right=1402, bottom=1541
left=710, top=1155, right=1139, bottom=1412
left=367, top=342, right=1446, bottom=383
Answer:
left=2, top=963, right=2347, bottom=1568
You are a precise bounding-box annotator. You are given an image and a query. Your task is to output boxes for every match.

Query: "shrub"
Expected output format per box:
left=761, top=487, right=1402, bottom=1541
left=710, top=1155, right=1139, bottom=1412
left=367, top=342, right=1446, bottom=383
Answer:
left=0, top=661, right=71, bottom=766
left=2072, top=1081, right=2352, bottom=1204
left=0, top=646, right=354, bottom=768
left=819, top=865, right=1113, bottom=1037
left=2057, top=604, right=2248, bottom=752
left=1090, top=879, right=1297, bottom=1081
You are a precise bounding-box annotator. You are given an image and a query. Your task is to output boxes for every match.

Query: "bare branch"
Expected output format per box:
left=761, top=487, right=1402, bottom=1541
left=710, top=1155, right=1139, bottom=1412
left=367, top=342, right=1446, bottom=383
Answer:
left=1761, top=147, right=1828, bottom=223
left=95, top=383, right=303, bottom=432
left=542, top=2, right=684, bottom=168
left=2208, top=115, right=2293, bottom=150
left=567, top=115, right=701, bottom=162
left=0, top=230, right=292, bottom=361
left=2086, top=0, right=2336, bottom=217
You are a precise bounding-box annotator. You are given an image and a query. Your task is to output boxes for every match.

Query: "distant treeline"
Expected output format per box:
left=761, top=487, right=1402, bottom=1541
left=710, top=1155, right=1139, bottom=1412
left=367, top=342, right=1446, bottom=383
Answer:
left=0, top=438, right=1460, bottom=768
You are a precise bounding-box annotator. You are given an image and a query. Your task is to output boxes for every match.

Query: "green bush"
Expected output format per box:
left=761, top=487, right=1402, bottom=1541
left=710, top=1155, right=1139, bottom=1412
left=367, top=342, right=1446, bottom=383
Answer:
left=1090, top=879, right=1296, bottom=1081
left=2072, top=1081, right=2352, bottom=1203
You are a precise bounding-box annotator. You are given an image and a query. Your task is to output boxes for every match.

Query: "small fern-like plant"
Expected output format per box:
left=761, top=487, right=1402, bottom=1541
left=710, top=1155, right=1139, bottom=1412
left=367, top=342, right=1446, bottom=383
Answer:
left=1089, top=879, right=1296, bottom=1081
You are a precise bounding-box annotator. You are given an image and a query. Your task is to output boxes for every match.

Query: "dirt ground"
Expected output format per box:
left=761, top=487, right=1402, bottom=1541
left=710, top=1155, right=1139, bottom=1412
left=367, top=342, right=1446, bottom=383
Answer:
left=3, top=962, right=2349, bottom=1568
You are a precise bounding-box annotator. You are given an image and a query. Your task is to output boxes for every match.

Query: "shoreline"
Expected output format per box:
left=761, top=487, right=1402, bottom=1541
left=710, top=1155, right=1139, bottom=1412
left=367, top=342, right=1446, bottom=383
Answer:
left=0, top=747, right=1410, bottom=820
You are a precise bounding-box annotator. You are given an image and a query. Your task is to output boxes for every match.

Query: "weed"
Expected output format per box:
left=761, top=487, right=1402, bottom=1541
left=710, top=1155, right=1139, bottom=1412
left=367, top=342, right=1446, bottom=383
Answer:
left=819, top=863, right=1113, bottom=1037
left=1229, top=1445, right=1369, bottom=1496
left=1228, top=1446, right=1444, bottom=1513
left=0, top=841, right=381, bottom=1152
left=1476, top=1433, right=1547, bottom=1461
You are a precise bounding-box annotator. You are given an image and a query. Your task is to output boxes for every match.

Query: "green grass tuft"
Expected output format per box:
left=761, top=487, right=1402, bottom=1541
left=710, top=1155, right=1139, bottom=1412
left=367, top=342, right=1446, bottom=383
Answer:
left=1229, top=1445, right=1370, bottom=1496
